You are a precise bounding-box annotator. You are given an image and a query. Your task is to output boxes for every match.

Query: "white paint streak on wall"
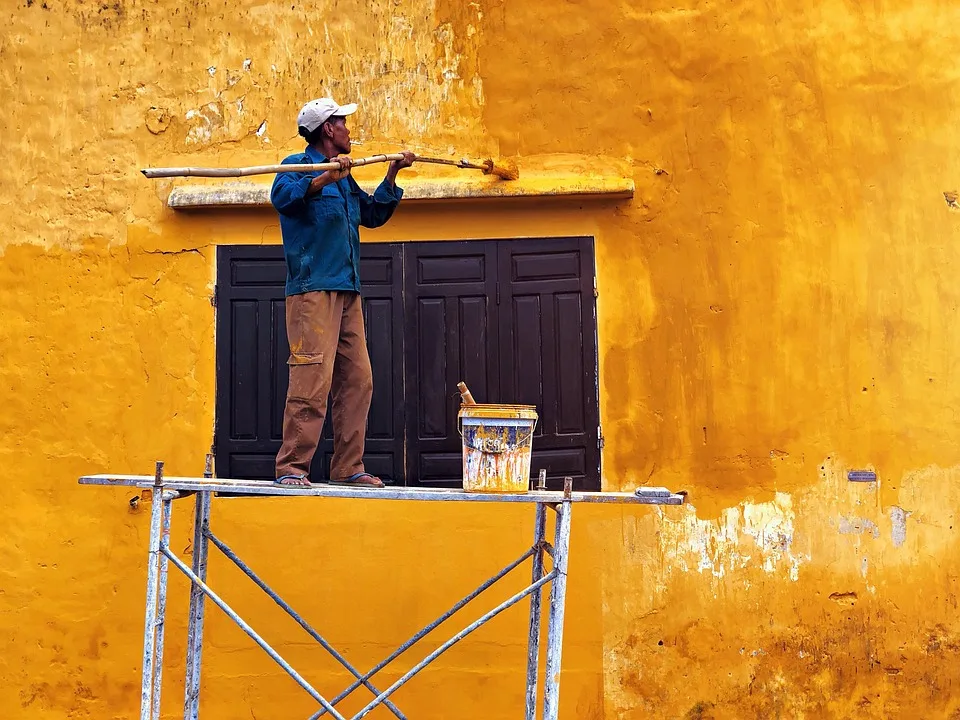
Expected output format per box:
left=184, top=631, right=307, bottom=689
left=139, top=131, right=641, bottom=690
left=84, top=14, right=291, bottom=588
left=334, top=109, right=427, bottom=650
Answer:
left=838, top=517, right=880, bottom=539
left=890, top=506, right=909, bottom=547
left=657, top=492, right=807, bottom=583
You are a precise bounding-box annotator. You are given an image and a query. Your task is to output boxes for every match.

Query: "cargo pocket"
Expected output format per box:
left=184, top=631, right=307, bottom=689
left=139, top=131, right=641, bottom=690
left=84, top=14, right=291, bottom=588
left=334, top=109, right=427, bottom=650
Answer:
left=287, top=351, right=326, bottom=401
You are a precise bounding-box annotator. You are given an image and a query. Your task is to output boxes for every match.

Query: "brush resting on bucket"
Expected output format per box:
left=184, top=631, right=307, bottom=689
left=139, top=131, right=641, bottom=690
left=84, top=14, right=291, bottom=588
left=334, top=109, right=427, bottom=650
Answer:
left=456, top=382, right=538, bottom=493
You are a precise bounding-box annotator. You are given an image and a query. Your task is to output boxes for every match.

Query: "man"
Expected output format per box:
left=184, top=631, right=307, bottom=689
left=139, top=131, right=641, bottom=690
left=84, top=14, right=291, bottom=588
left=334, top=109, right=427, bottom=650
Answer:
left=271, top=98, right=414, bottom=487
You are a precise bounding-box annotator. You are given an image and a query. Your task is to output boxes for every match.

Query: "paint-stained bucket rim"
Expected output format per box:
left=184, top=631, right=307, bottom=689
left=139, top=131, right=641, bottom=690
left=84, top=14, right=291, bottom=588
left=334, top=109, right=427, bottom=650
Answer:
left=457, top=403, right=539, bottom=421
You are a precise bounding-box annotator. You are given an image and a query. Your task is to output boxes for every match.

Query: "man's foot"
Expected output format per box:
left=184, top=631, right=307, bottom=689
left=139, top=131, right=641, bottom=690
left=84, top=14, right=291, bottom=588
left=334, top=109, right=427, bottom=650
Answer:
left=275, top=474, right=311, bottom=486
left=327, top=472, right=385, bottom=488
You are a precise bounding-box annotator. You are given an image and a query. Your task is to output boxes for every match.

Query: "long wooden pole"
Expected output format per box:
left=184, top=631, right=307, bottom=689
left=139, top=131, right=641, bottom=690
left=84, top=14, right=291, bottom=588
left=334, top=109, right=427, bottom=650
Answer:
left=141, top=154, right=517, bottom=180
left=141, top=154, right=405, bottom=179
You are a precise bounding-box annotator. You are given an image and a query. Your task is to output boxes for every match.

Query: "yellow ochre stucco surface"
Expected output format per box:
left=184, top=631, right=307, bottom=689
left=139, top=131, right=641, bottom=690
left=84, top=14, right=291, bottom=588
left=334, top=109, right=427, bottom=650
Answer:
left=3, top=1, right=960, bottom=717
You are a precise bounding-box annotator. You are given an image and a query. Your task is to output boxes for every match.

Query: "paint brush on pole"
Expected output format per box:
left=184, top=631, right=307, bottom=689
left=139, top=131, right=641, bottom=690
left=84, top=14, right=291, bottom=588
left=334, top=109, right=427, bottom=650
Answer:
left=141, top=153, right=519, bottom=180
left=412, top=156, right=518, bottom=181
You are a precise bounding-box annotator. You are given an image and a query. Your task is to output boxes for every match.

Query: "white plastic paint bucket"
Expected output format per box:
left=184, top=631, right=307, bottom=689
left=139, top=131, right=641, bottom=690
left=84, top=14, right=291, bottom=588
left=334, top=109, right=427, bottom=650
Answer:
left=458, top=404, right=538, bottom=493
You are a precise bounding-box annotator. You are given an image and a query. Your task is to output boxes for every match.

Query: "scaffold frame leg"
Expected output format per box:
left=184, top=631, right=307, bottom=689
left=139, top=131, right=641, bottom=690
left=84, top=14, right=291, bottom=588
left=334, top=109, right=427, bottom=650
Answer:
left=151, top=494, right=174, bottom=720
left=543, top=497, right=572, bottom=720
left=139, top=461, right=165, bottom=720
left=183, top=490, right=211, bottom=720
left=525, top=502, right=548, bottom=719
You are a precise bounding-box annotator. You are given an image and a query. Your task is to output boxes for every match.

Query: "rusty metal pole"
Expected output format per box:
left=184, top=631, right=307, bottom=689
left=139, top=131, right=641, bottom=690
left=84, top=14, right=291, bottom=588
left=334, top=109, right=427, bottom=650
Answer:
left=139, top=461, right=165, bottom=720
left=525, top=499, right=547, bottom=719
left=543, top=478, right=573, bottom=720
left=150, top=491, right=176, bottom=720
left=184, top=454, right=213, bottom=720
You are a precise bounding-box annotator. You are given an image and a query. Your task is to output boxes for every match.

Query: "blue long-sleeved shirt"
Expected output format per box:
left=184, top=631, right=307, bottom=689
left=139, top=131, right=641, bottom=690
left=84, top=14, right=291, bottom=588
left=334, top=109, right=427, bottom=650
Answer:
left=270, top=145, right=403, bottom=296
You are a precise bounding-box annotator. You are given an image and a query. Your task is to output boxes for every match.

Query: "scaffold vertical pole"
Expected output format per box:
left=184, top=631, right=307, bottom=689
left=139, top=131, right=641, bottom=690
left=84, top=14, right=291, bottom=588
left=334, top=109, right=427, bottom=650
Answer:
left=543, top=478, right=573, bottom=720
left=184, top=454, right=213, bottom=719
left=139, top=461, right=165, bottom=720
left=151, top=492, right=175, bottom=720
left=525, top=500, right=548, bottom=719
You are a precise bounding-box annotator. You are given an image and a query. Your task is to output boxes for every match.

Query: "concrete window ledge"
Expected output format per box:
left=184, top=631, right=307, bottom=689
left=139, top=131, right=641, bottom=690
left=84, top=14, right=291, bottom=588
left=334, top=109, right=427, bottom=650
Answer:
left=166, top=175, right=634, bottom=210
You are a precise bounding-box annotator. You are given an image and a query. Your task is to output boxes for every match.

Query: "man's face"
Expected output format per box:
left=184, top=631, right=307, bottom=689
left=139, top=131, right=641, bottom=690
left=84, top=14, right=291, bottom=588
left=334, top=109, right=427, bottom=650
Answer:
left=325, top=116, right=351, bottom=155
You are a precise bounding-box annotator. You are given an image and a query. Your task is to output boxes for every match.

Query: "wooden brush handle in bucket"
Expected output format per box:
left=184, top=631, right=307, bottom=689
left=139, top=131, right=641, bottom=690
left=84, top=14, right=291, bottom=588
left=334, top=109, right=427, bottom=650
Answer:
left=457, top=382, right=478, bottom=405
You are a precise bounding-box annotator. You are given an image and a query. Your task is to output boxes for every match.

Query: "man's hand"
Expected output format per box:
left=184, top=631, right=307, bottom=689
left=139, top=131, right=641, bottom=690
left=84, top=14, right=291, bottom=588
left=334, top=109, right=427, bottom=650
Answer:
left=385, top=151, right=415, bottom=186
left=390, top=151, right=415, bottom=171
left=308, top=155, right=351, bottom=195
left=326, top=155, right=353, bottom=181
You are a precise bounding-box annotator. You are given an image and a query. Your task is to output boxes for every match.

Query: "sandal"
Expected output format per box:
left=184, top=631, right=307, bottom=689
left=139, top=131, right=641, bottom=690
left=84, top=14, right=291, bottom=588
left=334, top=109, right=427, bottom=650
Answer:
left=326, top=472, right=384, bottom=488
left=274, top=474, right=312, bottom=487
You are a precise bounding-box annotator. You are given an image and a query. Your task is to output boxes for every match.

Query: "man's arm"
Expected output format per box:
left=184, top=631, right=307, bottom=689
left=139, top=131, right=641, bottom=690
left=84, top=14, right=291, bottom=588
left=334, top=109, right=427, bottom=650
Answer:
left=271, top=156, right=352, bottom=215
left=307, top=156, right=352, bottom=195
left=358, top=152, right=415, bottom=228
left=383, top=151, right=415, bottom=189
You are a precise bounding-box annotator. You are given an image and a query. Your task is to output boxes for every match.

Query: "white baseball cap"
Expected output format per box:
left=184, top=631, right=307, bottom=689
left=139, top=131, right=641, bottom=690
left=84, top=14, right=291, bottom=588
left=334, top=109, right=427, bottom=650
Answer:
left=297, top=98, right=358, bottom=131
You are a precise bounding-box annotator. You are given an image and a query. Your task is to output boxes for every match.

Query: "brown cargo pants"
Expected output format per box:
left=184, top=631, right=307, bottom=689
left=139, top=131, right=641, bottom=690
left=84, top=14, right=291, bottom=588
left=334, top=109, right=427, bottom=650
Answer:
left=275, top=290, right=373, bottom=481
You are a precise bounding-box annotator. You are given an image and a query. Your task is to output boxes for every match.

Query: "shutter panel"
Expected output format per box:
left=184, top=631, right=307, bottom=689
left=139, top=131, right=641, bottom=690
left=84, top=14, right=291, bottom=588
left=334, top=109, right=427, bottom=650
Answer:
left=497, top=237, right=600, bottom=490
left=215, top=245, right=288, bottom=479
left=403, top=241, right=500, bottom=487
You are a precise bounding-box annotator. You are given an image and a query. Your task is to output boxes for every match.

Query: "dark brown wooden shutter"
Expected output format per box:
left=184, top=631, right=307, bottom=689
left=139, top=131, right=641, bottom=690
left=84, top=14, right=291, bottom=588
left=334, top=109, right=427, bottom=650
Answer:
left=215, top=237, right=599, bottom=490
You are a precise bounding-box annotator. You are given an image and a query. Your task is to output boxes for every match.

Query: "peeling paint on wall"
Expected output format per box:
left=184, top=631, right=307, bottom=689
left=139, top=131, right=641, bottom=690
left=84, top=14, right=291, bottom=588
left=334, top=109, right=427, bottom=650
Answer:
left=889, top=506, right=909, bottom=547
left=603, top=461, right=960, bottom=717
left=1, top=0, right=494, bottom=253
left=657, top=492, right=806, bottom=583
left=838, top=516, right=881, bottom=539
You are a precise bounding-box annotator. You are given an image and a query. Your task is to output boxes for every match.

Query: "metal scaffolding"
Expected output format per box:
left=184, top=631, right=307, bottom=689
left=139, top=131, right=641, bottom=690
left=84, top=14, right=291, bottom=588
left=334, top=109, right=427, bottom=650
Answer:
left=79, top=464, right=684, bottom=720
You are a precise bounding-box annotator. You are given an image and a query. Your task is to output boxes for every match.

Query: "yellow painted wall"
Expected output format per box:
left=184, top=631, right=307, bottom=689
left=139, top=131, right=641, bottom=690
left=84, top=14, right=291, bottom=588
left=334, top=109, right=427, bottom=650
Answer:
left=4, top=1, right=960, bottom=717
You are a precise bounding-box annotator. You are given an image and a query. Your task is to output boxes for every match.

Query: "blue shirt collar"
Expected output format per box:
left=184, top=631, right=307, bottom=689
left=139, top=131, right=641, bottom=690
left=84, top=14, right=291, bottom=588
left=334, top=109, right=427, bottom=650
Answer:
left=304, top=145, right=327, bottom=163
